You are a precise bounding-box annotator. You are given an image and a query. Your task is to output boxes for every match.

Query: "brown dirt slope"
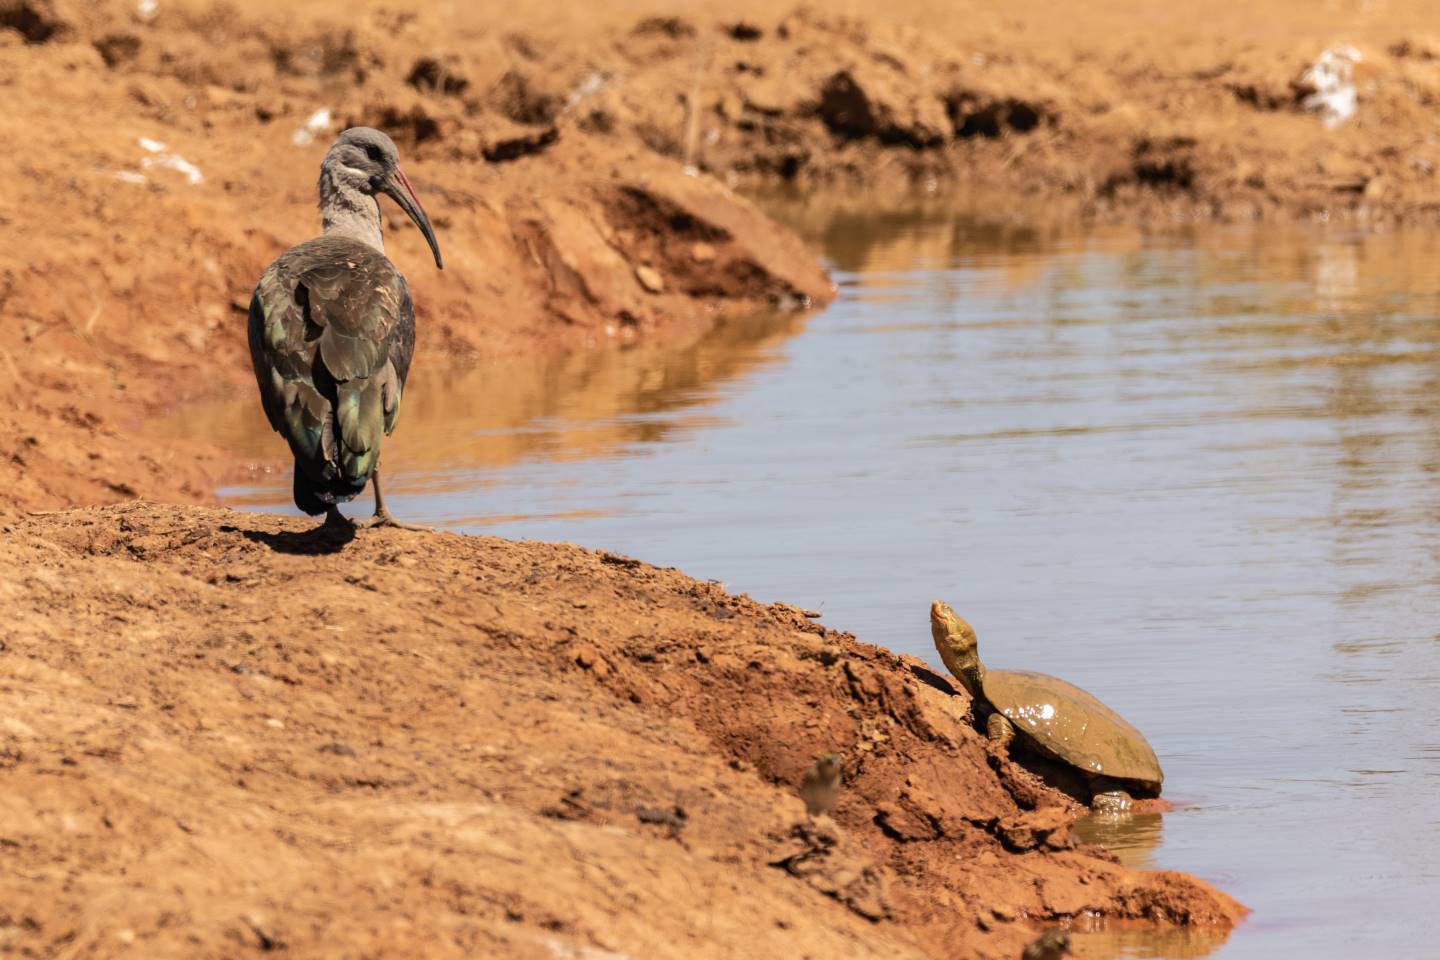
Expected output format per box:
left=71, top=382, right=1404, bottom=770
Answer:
left=584, top=3, right=1440, bottom=221
left=0, top=503, right=1243, bottom=959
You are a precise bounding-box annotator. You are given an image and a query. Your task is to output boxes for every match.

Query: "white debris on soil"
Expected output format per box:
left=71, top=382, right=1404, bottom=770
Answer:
left=136, top=0, right=158, bottom=21
left=113, top=170, right=149, bottom=185
left=136, top=137, right=203, bottom=185
left=291, top=108, right=333, bottom=147
left=143, top=153, right=204, bottom=185
left=1298, top=45, right=1362, bottom=128
left=566, top=71, right=610, bottom=109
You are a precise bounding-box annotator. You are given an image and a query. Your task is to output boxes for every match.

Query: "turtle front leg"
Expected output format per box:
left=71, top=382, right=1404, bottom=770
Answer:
left=986, top=712, right=1016, bottom=751
left=1090, top=790, right=1134, bottom=816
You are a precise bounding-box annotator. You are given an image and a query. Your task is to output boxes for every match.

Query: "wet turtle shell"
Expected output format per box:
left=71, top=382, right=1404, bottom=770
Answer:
left=980, top=668, right=1163, bottom=794
left=929, top=600, right=1163, bottom=796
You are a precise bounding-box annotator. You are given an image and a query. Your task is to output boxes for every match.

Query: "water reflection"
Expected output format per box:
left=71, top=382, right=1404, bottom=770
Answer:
left=1073, top=812, right=1165, bottom=870
left=1069, top=925, right=1233, bottom=960
left=146, top=308, right=806, bottom=504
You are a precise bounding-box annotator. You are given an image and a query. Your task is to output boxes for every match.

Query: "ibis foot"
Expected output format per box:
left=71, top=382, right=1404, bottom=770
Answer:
left=367, top=468, right=424, bottom=531
left=366, top=509, right=425, bottom=532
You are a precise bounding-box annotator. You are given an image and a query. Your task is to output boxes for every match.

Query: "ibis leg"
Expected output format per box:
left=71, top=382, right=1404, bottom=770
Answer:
left=368, top=464, right=423, bottom=531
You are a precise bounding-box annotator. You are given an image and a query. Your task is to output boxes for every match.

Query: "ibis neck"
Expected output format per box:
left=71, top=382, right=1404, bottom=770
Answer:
left=318, top=167, right=384, bottom=253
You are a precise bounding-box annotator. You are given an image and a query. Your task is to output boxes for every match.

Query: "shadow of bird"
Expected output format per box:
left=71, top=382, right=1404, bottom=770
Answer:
left=237, top=521, right=356, bottom=555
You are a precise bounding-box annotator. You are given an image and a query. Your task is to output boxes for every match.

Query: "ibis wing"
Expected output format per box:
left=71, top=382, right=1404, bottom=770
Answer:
left=247, top=236, right=414, bottom=489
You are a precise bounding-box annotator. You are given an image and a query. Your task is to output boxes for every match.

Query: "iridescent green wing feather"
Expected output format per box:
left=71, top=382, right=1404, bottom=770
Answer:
left=246, top=236, right=412, bottom=490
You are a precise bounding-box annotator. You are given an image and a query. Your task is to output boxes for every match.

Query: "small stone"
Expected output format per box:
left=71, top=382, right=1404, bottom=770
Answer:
left=243, top=914, right=281, bottom=951
left=691, top=242, right=716, bottom=262
left=456, top=129, right=482, bottom=158
left=265, top=717, right=285, bottom=730
left=635, top=264, right=664, bottom=293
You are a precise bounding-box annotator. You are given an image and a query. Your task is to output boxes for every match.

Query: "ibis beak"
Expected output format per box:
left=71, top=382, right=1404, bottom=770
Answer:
left=382, top=167, right=443, bottom=270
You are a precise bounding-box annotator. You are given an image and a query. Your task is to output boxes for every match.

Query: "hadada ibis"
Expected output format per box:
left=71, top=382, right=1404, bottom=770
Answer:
left=246, top=127, right=442, bottom=529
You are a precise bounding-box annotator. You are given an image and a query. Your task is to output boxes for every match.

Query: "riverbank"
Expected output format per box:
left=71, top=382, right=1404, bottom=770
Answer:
left=0, top=0, right=1317, bottom=951
left=0, top=503, right=1244, bottom=958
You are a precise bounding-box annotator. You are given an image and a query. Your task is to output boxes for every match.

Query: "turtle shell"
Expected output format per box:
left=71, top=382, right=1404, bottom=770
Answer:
left=982, top=669, right=1163, bottom=793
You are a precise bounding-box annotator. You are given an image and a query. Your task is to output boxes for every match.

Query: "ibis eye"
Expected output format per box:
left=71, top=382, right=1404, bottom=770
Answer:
left=364, top=145, right=383, bottom=163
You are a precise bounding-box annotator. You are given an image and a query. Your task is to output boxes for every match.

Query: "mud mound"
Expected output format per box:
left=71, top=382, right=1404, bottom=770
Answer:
left=0, top=503, right=1245, bottom=958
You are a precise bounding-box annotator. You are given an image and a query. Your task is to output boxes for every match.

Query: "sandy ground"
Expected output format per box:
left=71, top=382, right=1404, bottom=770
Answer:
left=12, top=0, right=1411, bottom=952
left=1, top=504, right=1244, bottom=959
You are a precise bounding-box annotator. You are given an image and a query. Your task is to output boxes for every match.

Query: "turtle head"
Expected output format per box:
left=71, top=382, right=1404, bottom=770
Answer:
left=930, top=600, right=986, bottom=698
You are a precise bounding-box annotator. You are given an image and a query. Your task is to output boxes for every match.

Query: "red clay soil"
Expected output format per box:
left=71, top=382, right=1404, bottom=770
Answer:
left=0, top=0, right=1278, bottom=955
left=0, top=504, right=1244, bottom=959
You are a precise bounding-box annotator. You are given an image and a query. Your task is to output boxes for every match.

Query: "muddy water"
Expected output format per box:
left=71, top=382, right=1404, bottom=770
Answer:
left=179, top=208, right=1440, bottom=957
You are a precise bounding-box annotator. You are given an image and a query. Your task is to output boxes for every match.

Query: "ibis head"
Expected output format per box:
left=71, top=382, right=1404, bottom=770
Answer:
left=322, top=127, right=443, bottom=270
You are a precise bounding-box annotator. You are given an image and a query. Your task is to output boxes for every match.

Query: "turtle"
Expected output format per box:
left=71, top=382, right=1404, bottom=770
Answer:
left=929, top=600, right=1163, bottom=812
